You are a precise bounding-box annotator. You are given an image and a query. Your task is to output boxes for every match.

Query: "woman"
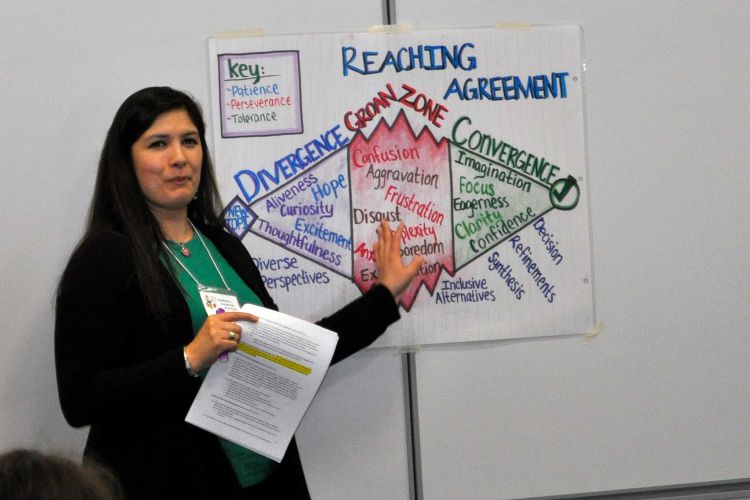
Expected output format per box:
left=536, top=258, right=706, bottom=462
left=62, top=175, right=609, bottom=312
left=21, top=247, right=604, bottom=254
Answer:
left=55, top=87, right=422, bottom=499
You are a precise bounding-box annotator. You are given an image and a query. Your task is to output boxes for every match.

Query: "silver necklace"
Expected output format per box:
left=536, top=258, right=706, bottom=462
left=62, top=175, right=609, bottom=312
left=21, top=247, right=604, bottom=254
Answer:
left=172, top=220, right=192, bottom=257
left=162, top=220, right=230, bottom=290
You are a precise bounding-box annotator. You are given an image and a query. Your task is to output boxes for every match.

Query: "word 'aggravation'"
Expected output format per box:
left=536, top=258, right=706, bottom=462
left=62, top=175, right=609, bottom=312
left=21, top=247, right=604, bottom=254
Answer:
left=363, top=164, right=439, bottom=191
left=342, top=43, right=477, bottom=76
left=234, top=125, right=350, bottom=202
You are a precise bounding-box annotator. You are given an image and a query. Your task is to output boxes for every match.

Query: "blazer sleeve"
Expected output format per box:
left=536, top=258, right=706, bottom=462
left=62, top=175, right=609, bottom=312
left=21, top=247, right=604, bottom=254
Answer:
left=319, top=284, right=400, bottom=363
left=208, top=226, right=402, bottom=364
left=55, top=232, right=200, bottom=428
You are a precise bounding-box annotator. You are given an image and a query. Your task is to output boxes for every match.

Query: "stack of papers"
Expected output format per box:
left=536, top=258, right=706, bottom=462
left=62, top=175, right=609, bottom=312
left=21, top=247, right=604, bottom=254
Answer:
left=186, top=303, right=339, bottom=462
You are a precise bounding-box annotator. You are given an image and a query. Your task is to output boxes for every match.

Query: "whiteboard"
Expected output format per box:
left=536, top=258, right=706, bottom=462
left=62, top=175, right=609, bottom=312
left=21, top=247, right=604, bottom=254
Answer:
left=208, top=26, right=594, bottom=348
left=0, top=2, right=410, bottom=499
left=395, top=1, right=750, bottom=498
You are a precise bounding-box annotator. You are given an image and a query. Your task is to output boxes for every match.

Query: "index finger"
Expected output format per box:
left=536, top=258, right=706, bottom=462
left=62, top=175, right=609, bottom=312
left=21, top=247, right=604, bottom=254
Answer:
left=378, top=220, right=391, bottom=240
left=391, top=221, right=405, bottom=249
left=215, top=311, right=259, bottom=323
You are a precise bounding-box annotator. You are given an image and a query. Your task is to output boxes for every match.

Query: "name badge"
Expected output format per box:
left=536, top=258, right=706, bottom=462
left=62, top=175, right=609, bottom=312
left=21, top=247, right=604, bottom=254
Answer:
left=199, top=287, right=240, bottom=316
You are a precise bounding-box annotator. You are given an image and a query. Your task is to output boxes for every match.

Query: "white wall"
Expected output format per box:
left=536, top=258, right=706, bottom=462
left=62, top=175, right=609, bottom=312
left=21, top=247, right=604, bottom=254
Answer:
left=393, top=1, right=750, bottom=498
left=0, top=2, right=412, bottom=499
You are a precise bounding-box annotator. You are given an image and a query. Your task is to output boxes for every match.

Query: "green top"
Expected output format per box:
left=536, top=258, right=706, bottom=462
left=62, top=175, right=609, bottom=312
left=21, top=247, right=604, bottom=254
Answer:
left=163, top=229, right=277, bottom=488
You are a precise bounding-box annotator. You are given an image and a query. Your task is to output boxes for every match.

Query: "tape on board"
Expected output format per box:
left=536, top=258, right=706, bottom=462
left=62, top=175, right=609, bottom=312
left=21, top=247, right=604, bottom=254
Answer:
left=496, top=21, right=533, bottom=31
left=215, top=28, right=265, bottom=38
left=368, top=23, right=414, bottom=34
left=583, top=322, right=605, bottom=343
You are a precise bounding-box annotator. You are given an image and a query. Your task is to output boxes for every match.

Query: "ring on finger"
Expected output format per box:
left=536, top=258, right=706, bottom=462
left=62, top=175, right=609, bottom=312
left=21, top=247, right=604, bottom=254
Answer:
left=228, top=331, right=237, bottom=341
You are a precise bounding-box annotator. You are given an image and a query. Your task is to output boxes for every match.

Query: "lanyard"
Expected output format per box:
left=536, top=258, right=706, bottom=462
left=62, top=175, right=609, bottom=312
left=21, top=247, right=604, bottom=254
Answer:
left=162, top=221, right=230, bottom=291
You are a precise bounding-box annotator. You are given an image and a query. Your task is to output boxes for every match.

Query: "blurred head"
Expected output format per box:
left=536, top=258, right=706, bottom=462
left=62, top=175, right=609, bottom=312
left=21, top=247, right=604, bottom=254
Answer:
left=0, top=449, right=122, bottom=500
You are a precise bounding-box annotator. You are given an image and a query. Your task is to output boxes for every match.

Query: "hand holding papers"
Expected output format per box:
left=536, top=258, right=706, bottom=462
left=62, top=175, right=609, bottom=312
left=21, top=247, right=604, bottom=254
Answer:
left=185, top=303, right=339, bottom=462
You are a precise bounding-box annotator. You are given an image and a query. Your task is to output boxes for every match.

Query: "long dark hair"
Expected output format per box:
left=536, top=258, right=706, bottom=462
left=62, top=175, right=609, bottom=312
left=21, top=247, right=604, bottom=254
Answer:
left=80, top=86, right=224, bottom=323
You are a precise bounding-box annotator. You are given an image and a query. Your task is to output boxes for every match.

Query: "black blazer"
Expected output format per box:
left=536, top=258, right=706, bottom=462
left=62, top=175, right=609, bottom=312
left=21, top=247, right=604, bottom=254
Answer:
left=55, top=224, right=400, bottom=499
